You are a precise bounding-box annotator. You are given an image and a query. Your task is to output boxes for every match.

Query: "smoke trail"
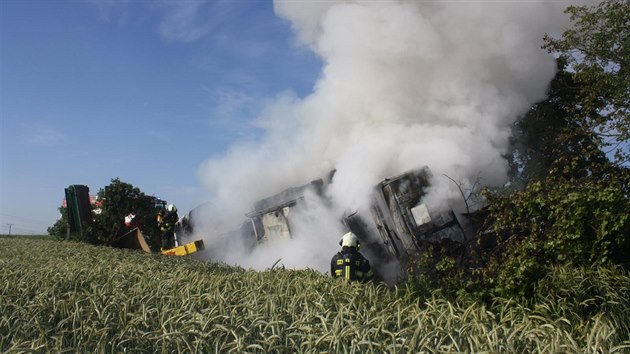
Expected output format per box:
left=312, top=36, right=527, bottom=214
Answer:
left=194, top=0, right=586, bottom=272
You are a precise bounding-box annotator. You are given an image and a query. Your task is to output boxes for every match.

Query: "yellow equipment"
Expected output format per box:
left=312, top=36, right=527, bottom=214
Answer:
left=161, top=240, right=205, bottom=256
left=111, top=227, right=204, bottom=257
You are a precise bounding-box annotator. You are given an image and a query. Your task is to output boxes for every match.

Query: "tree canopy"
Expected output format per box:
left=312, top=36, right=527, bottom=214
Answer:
left=543, top=0, right=630, bottom=164
left=87, top=178, right=161, bottom=250
left=484, top=0, right=630, bottom=297
left=49, top=179, right=162, bottom=251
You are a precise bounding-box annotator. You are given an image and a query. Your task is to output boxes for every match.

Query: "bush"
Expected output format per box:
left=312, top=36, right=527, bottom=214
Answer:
left=481, top=169, right=630, bottom=298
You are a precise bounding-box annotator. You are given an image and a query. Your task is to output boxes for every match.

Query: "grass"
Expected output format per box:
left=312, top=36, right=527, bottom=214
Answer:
left=1, top=237, right=629, bottom=353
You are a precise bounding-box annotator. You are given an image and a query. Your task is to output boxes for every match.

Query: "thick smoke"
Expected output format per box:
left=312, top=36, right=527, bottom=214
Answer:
left=194, top=0, right=583, bottom=272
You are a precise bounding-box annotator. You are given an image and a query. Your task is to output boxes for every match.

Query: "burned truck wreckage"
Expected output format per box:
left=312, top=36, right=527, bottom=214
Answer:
left=226, top=166, right=470, bottom=280
left=182, top=166, right=475, bottom=281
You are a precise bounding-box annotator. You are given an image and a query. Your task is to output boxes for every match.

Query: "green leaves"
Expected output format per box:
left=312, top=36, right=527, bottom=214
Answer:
left=87, top=178, right=161, bottom=249
left=47, top=207, right=69, bottom=240
left=482, top=168, right=630, bottom=298
left=543, top=0, right=630, bottom=164
left=509, top=0, right=629, bottom=186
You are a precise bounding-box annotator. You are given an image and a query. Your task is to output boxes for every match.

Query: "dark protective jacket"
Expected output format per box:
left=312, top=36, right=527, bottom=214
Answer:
left=159, top=211, right=178, bottom=232
left=159, top=211, right=178, bottom=250
left=330, top=247, right=373, bottom=282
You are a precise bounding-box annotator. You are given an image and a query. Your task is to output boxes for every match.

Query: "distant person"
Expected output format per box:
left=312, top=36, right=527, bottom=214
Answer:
left=159, top=204, right=178, bottom=250
left=124, top=213, right=137, bottom=228
left=331, top=232, right=373, bottom=282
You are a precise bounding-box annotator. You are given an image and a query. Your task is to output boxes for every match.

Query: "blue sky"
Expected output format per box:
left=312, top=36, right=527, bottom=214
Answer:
left=0, top=0, right=322, bottom=234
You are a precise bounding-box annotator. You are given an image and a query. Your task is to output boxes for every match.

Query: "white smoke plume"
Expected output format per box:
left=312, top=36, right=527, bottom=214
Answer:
left=193, top=0, right=588, bottom=273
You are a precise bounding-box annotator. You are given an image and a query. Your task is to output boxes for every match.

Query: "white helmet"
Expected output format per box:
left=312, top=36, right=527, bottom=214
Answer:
left=340, top=232, right=360, bottom=248
left=167, top=204, right=177, bottom=212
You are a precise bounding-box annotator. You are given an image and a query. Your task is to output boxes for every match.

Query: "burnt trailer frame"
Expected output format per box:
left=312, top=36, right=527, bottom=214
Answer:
left=245, top=179, right=326, bottom=242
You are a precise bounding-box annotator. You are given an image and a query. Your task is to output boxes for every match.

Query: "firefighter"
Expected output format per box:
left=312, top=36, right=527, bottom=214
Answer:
left=331, top=232, right=373, bottom=282
left=159, top=204, right=178, bottom=250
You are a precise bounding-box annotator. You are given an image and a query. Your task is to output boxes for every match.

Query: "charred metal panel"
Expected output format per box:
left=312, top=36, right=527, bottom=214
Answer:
left=247, top=179, right=324, bottom=242
left=343, top=211, right=396, bottom=263
left=424, top=210, right=466, bottom=243
left=363, top=167, right=466, bottom=259
left=371, top=167, right=432, bottom=257
left=369, top=188, right=409, bottom=260
left=259, top=207, right=292, bottom=241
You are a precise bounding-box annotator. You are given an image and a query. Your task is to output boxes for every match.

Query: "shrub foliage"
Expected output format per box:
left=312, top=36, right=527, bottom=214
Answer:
left=87, top=178, right=161, bottom=249
left=482, top=169, right=630, bottom=298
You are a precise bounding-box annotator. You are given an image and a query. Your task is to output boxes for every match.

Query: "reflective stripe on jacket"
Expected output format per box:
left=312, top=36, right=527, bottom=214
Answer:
left=330, top=248, right=373, bottom=282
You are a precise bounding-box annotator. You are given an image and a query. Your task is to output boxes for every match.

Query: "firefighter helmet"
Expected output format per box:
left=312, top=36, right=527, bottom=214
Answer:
left=340, top=232, right=360, bottom=248
left=167, top=204, right=177, bottom=212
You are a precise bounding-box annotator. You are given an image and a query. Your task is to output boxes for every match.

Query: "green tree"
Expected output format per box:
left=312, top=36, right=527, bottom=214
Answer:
left=47, top=207, right=68, bottom=240
left=87, top=178, right=161, bottom=250
left=479, top=0, right=630, bottom=299
left=543, top=0, right=630, bottom=164
left=507, top=58, right=589, bottom=184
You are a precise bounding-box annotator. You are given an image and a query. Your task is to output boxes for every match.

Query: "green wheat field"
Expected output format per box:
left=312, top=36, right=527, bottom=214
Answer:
left=1, top=237, right=629, bottom=353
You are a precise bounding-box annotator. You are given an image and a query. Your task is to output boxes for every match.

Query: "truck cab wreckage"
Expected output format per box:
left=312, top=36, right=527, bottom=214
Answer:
left=241, top=166, right=470, bottom=279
